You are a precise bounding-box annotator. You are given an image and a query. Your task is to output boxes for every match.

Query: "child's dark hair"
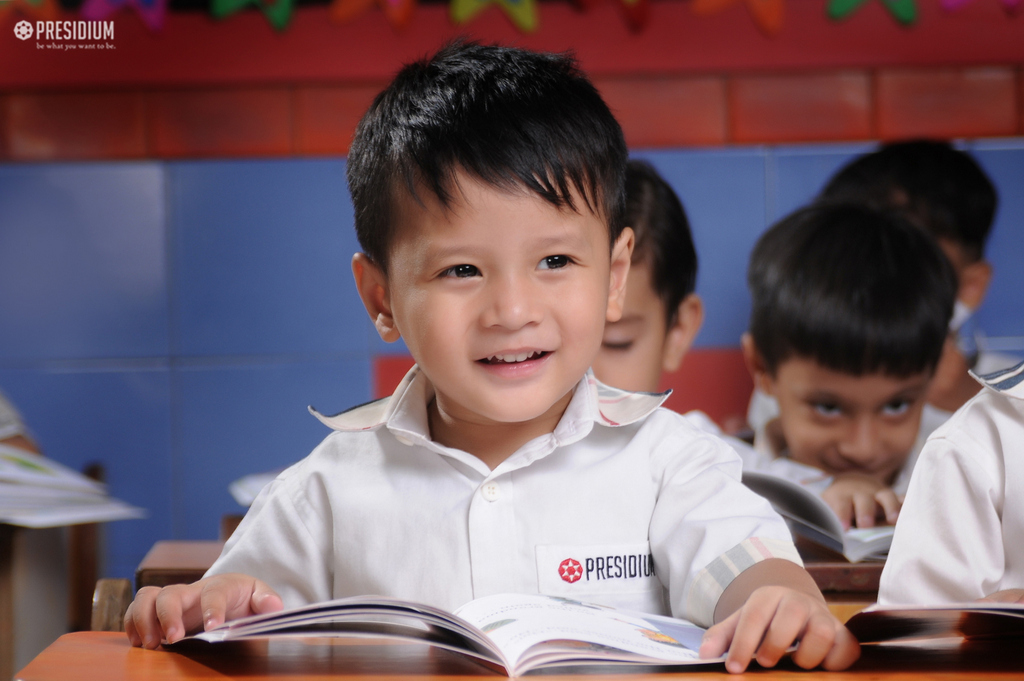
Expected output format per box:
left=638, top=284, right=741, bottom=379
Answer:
left=748, top=202, right=957, bottom=378
left=625, top=160, right=698, bottom=325
left=820, top=139, right=997, bottom=263
left=347, top=41, right=628, bottom=273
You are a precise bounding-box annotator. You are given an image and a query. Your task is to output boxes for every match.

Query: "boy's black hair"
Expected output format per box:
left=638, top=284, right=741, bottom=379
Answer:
left=347, top=41, right=628, bottom=273
left=820, top=139, right=997, bottom=263
left=748, top=202, right=957, bottom=377
left=624, top=159, right=698, bottom=324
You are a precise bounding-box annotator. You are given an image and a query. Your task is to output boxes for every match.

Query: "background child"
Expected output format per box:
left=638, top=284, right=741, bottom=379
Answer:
left=590, top=160, right=755, bottom=456
left=122, top=42, right=859, bottom=673
left=747, top=140, right=1003, bottom=470
left=879, top=360, right=1024, bottom=604
left=741, top=202, right=957, bottom=530
left=820, top=139, right=1008, bottom=413
left=591, top=159, right=703, bottom=394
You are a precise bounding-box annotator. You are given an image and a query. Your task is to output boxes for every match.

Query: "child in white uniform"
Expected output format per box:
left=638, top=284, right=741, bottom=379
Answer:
left=739, top=203, right=956, bottom=530
left=746, top=141, right=1012, bottom=517
left=121, top=42, right=859, bottom=673
left=879, top=360, right=1024, bottom=604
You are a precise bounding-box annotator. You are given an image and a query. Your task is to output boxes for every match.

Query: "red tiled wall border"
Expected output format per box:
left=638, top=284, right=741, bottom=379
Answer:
left=2, top=1, right=1023, bottom=159
left=3, top=66, right=1023, bottom=161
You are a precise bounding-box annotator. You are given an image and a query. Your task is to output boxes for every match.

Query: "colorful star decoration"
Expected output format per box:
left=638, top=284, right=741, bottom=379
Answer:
left=450, top=0, right=537, bottom=32
left=828, top=0, right=919, bottom=25
left=211, top=0, right=294, bottom=31
left=80, top=0, right=166, bottom=31
left=0, top=0, right=58, bottom=20
left=691, top=0, right=784, bottom=35
left=330, top=0, right=416, bottom=30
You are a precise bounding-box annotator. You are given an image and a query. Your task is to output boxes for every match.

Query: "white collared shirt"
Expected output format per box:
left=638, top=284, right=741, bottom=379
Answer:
left=879, top=360, right=1024, bottom=604
left=207, top=367, right=799, bottom=627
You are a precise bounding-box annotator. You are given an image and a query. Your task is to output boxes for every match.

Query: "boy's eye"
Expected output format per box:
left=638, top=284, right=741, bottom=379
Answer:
left=602, top=340, right=634, bottom=351
left=441, top=264, right=480, bottom=278
left=538, top=255, right=570, bottom=270
left=812, top=402, right=842, bottom=417
left=882, top=400, right=911, bottom=417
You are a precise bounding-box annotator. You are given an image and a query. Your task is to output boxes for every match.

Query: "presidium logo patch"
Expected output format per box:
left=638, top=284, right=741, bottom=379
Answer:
left=558, top=553, right=655, bottom=584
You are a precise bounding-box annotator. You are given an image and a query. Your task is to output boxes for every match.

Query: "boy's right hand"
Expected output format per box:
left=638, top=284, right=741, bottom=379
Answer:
left=822, top=473, right=901, bottom=530
left=124, top=573, right=283, bottom=649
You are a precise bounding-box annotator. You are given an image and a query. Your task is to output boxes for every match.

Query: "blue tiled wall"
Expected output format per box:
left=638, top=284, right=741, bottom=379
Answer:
left=1, top=141, right=1022, bottom=579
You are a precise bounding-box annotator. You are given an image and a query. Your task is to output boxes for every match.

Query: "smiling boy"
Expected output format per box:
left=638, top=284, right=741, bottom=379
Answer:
left=124, top=42, right=859, bottom=673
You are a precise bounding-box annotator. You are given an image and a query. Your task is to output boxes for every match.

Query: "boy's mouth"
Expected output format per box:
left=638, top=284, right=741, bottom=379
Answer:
left=479, top=350, right=549, bottom=365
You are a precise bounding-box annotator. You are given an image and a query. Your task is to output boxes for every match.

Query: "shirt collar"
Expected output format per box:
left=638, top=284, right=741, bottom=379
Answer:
left=972, top=359, right=1024, bottom=400
left=308, top=365, right=670, bottom=438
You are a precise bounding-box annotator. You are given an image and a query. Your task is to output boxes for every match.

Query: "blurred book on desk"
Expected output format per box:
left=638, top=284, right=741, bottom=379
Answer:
left=743, top=470, right=893, bottom=563
left=0, top=443, right=145, bottom=528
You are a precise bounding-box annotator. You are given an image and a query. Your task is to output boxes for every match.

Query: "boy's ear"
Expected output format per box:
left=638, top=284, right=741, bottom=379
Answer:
left=661, top=293, right=704, bottom=373
left=606, top=227, right=634, bottom=323
left=957, top=258, right=992, bottom=310
left=741, top=333, right=774, bottom=396
left=352, top=253, right=401, bottom=343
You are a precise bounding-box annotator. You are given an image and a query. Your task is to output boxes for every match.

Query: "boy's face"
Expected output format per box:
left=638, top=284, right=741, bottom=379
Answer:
left=362, top=173, right=632, bottom=431
left=591, top=261, right=702, bottom=394
left=760, top=356, right=931, bottom=483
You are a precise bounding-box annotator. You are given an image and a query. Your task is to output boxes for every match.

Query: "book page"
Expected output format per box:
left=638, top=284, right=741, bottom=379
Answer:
left=0, top=444, right=106, bottom=493
left=454, top=594, right=712, bottom=674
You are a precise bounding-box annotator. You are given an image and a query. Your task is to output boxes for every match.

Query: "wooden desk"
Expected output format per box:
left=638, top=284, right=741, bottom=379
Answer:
left=16, top=631, right=1024, bottom=681
left=135, top=540, right=225, bottom=590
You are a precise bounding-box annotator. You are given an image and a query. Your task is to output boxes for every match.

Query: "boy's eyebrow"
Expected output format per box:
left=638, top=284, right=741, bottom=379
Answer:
left=424, top=232, right=592, bottom=263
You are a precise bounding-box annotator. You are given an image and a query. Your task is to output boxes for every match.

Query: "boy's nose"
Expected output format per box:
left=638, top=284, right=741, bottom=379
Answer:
left=481, top=274, right=541, bottom=330
left=838, top=416, right=881, bottom=464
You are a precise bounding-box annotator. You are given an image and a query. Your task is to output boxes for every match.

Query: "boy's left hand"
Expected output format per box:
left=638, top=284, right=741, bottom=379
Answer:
left=699, top=585, right=860, bottom=674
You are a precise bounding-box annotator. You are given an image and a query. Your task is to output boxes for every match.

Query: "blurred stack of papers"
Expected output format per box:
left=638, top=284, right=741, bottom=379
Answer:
left=0, top=443, right=145, bottom=528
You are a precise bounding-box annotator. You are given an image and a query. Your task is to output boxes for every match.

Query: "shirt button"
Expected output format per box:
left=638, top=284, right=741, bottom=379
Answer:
left=394, top=434, right=413, bottom=446
left=481, top=483, right=500, bottom=501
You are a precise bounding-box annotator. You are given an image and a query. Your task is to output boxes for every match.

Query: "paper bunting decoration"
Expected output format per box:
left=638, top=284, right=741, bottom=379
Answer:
left=450, top=0, right=537, bottom=32
left=330, top=0, right=416, bottom=30
left=81, top=0, right=166, bottom=31
left=691, top=0, right=784, bottom=35
left=211, top=0, right=294, bottom=30
left=0, top=0, right=58, bottom=20
left=941, top=0, right=1021, bottom=10
left=828, top=0, right=918, bottom=25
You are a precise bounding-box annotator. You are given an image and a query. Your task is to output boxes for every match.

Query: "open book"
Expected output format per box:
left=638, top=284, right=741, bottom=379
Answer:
left=742, top=470, right=893, bottom=563
left=0, top=443, right=145, bottom=528
left=846, top=602, right=1024, bottom=643
left=184, top=593, right=721, bottom=676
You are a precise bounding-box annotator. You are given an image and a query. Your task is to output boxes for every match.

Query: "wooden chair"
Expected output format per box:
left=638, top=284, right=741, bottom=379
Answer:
left=91, top=578, right=132, bottom=632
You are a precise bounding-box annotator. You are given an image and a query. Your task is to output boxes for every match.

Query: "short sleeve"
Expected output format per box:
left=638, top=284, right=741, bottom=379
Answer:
left=646, top=412, right=801, bottom=627
left=206, top=459, right=335, bottom=609
left=879, top=423, right=1004, bottom=604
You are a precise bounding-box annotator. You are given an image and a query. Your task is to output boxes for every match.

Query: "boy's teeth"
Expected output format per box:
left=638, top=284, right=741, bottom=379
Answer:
left=489, top=351, right=540, bottom=363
